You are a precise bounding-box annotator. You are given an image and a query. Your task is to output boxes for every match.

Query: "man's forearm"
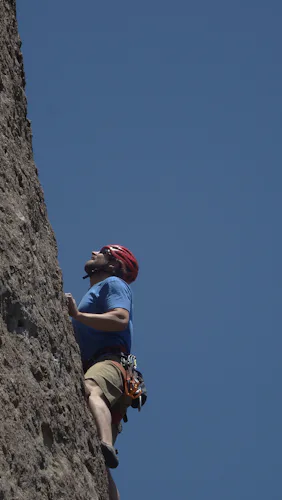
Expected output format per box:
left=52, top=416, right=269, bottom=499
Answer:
left=75, top=311, right=128, bottom=332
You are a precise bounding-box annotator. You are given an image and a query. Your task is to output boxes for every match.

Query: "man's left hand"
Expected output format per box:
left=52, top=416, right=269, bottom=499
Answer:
left=65, top=293, right=79, bottom=319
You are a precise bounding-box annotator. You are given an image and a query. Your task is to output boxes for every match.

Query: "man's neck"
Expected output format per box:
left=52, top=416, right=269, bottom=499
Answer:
left=89, top=272, right=112, bottom=287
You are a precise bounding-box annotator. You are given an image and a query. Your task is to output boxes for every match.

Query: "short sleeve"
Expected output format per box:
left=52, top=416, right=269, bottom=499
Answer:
left=99, top=278, right=132, bottom=313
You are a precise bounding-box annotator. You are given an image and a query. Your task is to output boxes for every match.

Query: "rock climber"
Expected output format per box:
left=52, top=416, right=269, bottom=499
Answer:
left=65, top=245, right=139, bottom=497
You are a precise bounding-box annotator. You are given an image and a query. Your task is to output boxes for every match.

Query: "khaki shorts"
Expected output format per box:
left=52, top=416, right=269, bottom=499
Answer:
left=85, top=356, right=131, bottom=442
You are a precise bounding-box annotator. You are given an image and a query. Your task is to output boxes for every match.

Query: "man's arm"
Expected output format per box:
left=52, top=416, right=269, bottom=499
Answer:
left=75, top=308, right=129, bottom=332
left=65, top=293, right=129, bottom=331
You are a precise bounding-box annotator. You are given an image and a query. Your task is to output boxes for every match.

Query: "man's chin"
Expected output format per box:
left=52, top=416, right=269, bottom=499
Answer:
left=84, top=260, right=98, bottom=275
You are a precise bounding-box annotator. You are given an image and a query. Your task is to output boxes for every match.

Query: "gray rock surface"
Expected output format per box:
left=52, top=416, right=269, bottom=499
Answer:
left=0, top=1, right=108, bottom=498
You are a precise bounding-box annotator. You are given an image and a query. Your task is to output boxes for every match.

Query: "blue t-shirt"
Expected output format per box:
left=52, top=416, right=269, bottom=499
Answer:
left=72, top=276, right=133, bottom=363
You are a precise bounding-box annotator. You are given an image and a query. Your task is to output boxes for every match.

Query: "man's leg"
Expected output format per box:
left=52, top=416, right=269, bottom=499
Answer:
left=107, top=469, right=120, bottom=500
left=85, top=378, right=119, bottom=468
left=84, top=360, right=126, bottom=468
left=85, top=379, right=112, bottom=445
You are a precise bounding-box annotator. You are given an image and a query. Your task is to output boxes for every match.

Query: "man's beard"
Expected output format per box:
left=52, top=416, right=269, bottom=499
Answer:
left=84, top=259, right=106, bottom=276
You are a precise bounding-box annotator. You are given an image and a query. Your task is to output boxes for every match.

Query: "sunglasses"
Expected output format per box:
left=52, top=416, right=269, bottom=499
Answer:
left=99, top=247, right=114, bottom=259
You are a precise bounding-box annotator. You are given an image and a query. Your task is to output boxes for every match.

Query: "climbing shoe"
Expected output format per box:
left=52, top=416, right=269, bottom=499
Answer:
left=101, top=442, right=119, bottom=469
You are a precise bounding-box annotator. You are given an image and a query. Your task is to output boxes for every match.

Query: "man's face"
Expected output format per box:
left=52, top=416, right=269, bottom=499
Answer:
left=84, top=249, right=109, bottom=276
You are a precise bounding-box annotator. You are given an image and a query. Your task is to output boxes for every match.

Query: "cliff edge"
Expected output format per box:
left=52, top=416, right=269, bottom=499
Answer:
left=0, top=1, right=108, bottom=498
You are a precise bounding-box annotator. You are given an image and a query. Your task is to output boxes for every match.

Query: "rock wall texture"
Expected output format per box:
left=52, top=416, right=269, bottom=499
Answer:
left=0, top=1, right=108, bottom=499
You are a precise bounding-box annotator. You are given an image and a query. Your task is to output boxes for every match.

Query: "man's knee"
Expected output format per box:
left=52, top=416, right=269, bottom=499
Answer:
left=85, top=379, right=110, bottom=409
left=85, top=379, right=103, bottom=398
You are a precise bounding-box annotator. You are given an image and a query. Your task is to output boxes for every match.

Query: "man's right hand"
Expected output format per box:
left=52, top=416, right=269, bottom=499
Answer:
left=65, top=293, right=79, bottom=319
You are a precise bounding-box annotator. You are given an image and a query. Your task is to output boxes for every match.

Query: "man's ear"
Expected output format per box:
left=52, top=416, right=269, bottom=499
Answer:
left=109, top=260, right=123, bottom=278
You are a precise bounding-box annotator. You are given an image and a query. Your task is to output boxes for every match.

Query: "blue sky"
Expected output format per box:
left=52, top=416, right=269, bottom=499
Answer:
left=17, top=1, right=282, bottom=499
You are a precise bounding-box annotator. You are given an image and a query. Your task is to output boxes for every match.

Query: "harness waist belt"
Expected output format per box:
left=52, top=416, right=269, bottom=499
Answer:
left=83, top=345, right=129, bottom=373
left=93, top=344, right=129, bottom=359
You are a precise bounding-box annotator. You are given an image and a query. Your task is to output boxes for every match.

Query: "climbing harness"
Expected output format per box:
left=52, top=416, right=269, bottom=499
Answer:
left=83, top=346, right=147, bottom=422
left=111, top=353, right=147, bottom=411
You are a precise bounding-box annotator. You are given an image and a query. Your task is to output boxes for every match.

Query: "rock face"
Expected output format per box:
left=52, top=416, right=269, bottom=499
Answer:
left=0, top=1, right=108, bottom=498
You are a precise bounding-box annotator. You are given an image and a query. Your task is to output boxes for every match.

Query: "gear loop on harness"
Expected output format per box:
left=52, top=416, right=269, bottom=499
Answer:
left=110, top=353, right=143, bottom=401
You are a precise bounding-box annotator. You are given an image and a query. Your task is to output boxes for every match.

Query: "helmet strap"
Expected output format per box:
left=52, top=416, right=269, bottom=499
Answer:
left=82, top=262, right=121, bottom=280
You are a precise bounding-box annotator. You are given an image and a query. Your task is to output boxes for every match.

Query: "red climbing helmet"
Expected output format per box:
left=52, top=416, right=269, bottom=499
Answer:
left=100, top=244, right=139, bottom=283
